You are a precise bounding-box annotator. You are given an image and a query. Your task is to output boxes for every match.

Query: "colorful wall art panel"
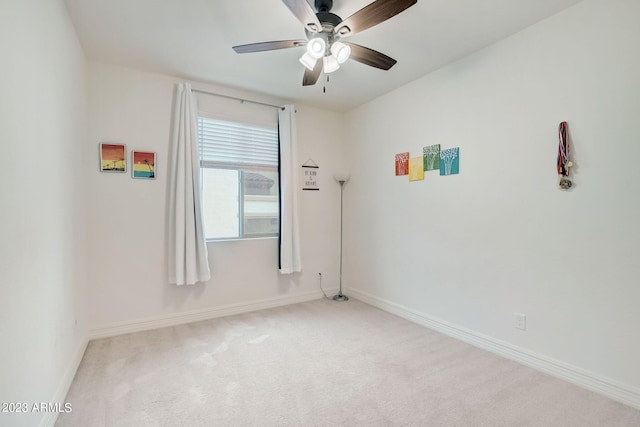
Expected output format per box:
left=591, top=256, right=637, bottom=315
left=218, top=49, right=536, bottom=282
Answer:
left=423, top=144, right=440, bottom=171
left=132, top=151, right=156, bottom=179
left=409, top=156, right=425, bottom=181
left=440, top=147, right=460, bottom=176
left=100, top=143, right=126, bottom=172
left=395, top=152, right=410, bottom=176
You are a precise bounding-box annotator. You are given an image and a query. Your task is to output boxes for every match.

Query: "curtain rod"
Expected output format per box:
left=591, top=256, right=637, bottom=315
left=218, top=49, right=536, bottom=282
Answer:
left=191, top=88, right=285, bottom=111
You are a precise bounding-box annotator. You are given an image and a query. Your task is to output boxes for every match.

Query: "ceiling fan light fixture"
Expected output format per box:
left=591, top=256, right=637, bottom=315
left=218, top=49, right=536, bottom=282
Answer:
left=323, top=55, right=340, bottom=73
left=299, top=52, right=317, bottom=71
left=306, top=37, right=326, bottom=59
left=331, top=41, right=351, bottom=64
left=234, top=0, right=416, bottom=87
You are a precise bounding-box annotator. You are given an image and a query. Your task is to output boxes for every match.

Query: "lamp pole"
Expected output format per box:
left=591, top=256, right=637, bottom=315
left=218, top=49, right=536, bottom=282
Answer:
left=333, top=177, right=348, bottom=301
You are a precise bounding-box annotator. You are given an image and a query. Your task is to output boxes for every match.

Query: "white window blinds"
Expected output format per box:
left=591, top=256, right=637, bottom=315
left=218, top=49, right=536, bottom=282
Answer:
left=197, top=117, right=279, bottom=168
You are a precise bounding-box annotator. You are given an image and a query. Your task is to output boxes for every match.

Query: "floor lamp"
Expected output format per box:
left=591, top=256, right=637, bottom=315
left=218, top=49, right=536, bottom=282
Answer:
left=333, top=174, right=350, bottom=302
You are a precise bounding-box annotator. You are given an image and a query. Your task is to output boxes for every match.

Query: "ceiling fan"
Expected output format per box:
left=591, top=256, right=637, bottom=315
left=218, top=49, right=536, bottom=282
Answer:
left=232, top=0, right=417, bottom=86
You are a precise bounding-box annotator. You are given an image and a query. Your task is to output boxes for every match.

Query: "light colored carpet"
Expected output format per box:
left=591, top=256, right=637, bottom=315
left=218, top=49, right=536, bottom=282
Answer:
left=57, top=299, right=640, bottom=426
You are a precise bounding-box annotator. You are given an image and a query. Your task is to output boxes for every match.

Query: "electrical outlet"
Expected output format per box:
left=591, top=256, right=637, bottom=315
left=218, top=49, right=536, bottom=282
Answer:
left=514, top=313, right=526, bottom=331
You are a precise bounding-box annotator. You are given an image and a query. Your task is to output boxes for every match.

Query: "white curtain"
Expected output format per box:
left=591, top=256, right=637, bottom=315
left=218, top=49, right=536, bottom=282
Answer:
left=278, top=105, right=302, bottom=274
left=167, top=82, right=211, bottom=285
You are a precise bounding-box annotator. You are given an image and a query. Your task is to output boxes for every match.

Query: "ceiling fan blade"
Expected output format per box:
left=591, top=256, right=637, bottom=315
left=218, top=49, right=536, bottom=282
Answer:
left=302, top=60, right=323, bottom=86
left=344, top=42, right=397, bottom=70
left=232, top=40, right=307, bottom=54
left=282, top=0, right=323, bottom=33
left=334, top=0, right=417, bottom=37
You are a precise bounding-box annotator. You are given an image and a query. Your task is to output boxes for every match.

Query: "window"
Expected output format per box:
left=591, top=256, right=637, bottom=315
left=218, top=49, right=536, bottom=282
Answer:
left=198, top=116, right=279, bottom=240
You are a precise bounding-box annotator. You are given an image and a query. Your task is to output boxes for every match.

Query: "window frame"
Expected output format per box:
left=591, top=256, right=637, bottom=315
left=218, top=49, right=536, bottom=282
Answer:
left=197, top=113, right=280, bottom=242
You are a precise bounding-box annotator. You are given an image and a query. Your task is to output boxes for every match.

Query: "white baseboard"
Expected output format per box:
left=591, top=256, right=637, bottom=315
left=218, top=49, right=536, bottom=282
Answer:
left=40, top=337, right=88, bottom=427
left=348, top=287, right=640, bottom=410
left=89, top=290, right=334, bottom=340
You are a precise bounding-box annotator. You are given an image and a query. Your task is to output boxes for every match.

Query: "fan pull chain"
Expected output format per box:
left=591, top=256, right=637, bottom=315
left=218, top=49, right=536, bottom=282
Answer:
left=323, top=75, right=330, bottom=93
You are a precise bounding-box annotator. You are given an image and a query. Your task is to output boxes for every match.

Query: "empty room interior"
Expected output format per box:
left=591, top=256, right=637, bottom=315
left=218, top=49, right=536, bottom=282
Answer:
left=2, top=0, right=640, bottom=426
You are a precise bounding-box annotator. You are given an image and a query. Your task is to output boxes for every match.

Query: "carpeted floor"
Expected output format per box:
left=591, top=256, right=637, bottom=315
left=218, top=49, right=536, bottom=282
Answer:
left=57, top=299, right=640, bottom=426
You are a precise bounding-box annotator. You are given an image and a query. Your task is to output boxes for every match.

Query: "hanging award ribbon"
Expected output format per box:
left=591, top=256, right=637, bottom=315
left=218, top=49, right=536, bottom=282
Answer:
left=557, top=121, right=573, bottom=190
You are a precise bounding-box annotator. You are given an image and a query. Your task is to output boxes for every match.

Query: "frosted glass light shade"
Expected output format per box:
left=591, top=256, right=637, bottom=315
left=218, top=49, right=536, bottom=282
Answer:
left=306, top=38, right=326, bottom=59
left=334, top=173, right=350, bottom=183
left=323, top=55, right=340, bottom=73
left=331, top=42, right=351, bottom=64
left=299, top=53, right=317, bottom=71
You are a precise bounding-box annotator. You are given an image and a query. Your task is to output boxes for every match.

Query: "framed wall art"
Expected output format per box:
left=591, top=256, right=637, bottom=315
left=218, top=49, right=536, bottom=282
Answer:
left=440, top=147, right=460, bottom=176
left=409, top=156, right=424, bottom=181
left=301, top=158, right=319, bottom=190
left=100, top=143, right=126, bottom=173
left=395, top=152, right=410, bottom=176
left=423, top=144, right=441, bottom=171
left=132, top=151, right=156, bottom=179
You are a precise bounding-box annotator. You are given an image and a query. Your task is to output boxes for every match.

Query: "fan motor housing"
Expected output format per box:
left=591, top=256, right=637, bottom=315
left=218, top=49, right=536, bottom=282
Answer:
left=315, top=0, right=333, bottom=13
left=305, top=11, right=342, bottom=42
left=316, top=12, right=342, bottom=28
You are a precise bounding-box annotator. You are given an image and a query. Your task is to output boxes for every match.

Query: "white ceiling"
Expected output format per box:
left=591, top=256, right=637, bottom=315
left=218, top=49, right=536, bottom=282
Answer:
left=64, top=0, right=583, bottom=112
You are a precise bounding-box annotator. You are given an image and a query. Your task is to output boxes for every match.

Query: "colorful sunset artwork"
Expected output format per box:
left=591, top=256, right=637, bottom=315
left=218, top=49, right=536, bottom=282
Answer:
left=100, top=143, right=126, bottom=172
left=408, top=156, right=424, bottom=181
left=395, top=152, right=410, bottom=176
left=132, top=151, right=156, bottom=179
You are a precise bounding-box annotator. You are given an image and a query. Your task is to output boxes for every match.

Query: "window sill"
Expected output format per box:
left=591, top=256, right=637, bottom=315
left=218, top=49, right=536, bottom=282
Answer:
left=206, top=236, right=278, bottom=244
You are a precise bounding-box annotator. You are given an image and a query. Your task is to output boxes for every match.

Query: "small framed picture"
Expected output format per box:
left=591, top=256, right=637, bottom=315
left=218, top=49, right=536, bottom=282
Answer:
left=132, top=151, right=156, bottom=179
left=100, top=143, right=126, bottom=173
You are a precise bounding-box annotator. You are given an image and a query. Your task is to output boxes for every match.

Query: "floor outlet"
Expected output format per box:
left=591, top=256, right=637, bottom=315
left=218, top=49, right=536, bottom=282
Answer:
left=514, top=313, right=526, bottom=331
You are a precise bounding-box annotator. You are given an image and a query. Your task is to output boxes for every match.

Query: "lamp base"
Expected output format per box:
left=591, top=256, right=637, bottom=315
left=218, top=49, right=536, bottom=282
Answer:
left=332, top=294, right=349, bottom=302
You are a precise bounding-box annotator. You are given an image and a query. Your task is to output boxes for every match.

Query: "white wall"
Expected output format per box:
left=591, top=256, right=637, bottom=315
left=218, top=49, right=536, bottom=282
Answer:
left=86, top=61, right=348, bottom=332
left=344, top=0, right=640, bottom=397
left=0, top=1, right=88, bottom=426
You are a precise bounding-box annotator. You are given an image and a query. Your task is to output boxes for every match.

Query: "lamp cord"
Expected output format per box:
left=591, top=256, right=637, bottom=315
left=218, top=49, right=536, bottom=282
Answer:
left=318, top=273, right=330, bottom=300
